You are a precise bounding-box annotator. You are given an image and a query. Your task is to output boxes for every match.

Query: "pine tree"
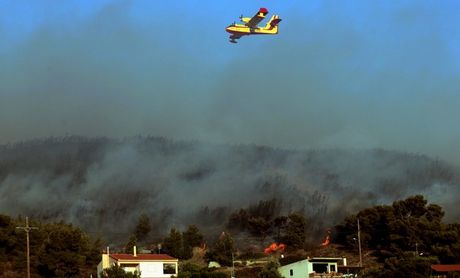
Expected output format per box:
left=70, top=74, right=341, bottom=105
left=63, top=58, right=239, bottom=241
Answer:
left=163, top=228, right=184, bottom=259
left=182, top=225, right=204, bottom=259
left=134, top=214, right=151, bottom=242
left=283, top=213, right=306, bottom=249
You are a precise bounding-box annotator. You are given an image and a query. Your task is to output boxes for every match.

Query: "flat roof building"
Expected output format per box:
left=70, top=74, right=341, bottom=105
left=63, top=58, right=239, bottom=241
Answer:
left=278, top=257, right=345, bottom=278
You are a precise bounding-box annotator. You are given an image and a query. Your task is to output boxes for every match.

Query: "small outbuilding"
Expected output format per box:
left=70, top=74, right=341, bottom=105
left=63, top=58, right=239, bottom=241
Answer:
left=278, top=257, right=345, bottom=278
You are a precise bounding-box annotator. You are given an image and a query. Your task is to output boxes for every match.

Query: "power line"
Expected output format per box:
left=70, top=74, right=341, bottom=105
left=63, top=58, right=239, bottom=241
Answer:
left=16, top=217, right=38, bottom=278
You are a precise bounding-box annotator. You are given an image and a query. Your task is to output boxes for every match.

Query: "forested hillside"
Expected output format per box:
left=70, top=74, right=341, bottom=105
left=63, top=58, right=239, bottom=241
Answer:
left=3, top=195, right=460, bottom=277
left=0, top=136, right=458, bottom=243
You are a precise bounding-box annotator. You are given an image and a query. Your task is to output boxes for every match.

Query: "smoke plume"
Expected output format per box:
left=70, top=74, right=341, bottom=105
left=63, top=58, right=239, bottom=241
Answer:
left=0, top=137, right=459, bottom=242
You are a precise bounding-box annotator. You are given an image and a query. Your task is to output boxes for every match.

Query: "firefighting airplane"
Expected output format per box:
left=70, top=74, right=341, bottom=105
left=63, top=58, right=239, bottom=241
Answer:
left=225, top=8, right=282, bottom=43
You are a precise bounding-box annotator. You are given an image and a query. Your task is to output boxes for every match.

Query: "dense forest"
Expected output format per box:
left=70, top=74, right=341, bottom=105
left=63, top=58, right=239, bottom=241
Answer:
left=2, top=195, right=460, bottom=277
left=335, top=195, right=460, bottom=277
left=0, top=136, right=458, bottom=244
left=0, top=214, right=101, bottom=277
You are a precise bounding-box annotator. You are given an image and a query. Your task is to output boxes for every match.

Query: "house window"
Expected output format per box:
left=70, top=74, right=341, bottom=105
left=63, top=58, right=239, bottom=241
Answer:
left=312, top=263, right=328, bottom=273
left=290, top=269, right=293, bottom=276
left=163, top=263, right=176, bottom=274
left=330, top=264, right=336, bottom=272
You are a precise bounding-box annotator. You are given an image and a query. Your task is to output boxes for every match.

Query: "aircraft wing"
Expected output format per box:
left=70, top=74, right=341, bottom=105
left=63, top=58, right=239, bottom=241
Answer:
left=245, top=8, right=269, bottom=28
left=230, top=34, right=243, bottom=40
left=229, top=33, right=243, bottom=43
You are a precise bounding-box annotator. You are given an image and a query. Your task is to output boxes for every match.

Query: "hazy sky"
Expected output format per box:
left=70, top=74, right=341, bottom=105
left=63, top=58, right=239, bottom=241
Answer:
left=1, top=0, right=460, bottom=163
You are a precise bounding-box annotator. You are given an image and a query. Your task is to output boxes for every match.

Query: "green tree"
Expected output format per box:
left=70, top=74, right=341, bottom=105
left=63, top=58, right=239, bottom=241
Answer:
left=36, top=223, right=93, bottom=277
left=182, top=225, right=204, bottom=259
left=364, top=252, right=438, bottom=278
left=283, top=213, right=306, bottom=249
left=0, top=215, right=20, bottom=268
left=258, top=260, right=282, bottom=278
left=163, top=228, right=184, bottom=259
left=248, top=217, right=272, bottom=240
left=205, top=232, right=235, bottom=266
left=134, top=213, right=151, bottom=242
left=100, top=264, right=141, bottom=278
left=335, top=195, right=460, bottom=269
left=85, top=237, right=104, bottom=276
left=0, top=214, right=101, bottom=277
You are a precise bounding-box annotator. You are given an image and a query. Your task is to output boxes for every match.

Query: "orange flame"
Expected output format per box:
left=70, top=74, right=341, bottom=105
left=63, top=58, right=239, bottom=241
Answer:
left=320, top=230, right=331, bottom=246
left=264, top=242, right=286, bottom=254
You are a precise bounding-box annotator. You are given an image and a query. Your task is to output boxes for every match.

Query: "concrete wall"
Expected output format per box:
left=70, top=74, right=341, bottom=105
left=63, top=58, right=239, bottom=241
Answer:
left=278, top=259, right=310, bottom=278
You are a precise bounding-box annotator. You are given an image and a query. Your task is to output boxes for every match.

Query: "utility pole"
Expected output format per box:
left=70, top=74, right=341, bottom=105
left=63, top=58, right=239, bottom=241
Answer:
left=231, top=252, right=235, bottom=278
left=16, top=217, right=38, bottom=278
left=357, top=218, right=363, bottom=268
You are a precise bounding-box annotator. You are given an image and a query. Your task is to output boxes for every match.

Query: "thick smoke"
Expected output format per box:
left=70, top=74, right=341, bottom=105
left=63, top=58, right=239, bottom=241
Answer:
left=1, top=1, right=460, bottom=164
left=0, top=137, right=459, bottom=243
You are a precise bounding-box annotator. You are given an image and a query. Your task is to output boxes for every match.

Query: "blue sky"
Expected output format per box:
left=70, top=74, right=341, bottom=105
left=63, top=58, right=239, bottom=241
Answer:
left=1, top=0, right=460, bottom=163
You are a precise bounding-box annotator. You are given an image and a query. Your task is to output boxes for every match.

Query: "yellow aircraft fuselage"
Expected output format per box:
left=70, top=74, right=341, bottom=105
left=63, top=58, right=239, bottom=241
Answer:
left=225, top=24, right=278, bottom=36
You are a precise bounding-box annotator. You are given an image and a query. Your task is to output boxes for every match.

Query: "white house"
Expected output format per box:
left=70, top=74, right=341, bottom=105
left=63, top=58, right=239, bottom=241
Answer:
left=97, top=246, right=178, bottom=278
left=278, top=257, right=345, bottom=278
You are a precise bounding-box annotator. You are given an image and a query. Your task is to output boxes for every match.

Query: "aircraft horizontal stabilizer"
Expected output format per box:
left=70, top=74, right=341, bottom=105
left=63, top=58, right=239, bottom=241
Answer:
left=270, top=18, right=282, bottom=28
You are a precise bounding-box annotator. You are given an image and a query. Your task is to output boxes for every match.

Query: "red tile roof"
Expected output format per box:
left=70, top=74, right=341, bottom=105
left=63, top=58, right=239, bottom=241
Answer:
left=431, top=265, right=460, bottom=272
left=110, top=254, right=177, bottom=261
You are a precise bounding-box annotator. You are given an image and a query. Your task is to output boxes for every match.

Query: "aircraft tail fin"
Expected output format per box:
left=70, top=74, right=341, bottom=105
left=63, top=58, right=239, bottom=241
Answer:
left=265, top=15, right=282, bottom=31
